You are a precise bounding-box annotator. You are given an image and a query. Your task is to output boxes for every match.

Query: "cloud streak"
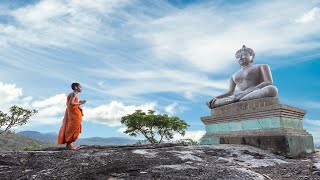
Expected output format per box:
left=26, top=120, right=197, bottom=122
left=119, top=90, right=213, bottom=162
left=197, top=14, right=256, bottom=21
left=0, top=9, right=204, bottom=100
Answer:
left=1, top=0, right=319, bottom=102
left=173, top=130, right=205, bottom=142
left=295, top=7, right=320, bottom=24
left=84, top=101, right=157, bottom=126
left=304, top=119, right=320, bottom=144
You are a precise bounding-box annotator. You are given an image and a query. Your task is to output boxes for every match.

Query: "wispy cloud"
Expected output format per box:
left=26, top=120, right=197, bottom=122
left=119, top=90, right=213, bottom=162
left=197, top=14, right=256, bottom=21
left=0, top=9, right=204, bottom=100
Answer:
left=1, top=0, right=319, bottom=103
left=173, top=130, right=205, bottom=142
left=164, top=102, right=187, bottom=115
left=90, top=68, right=228, bottom=99
left=117, top=127, right=127, bottom=134
left=295, top=7, right=320, bottom=24
left=84, top=101, right=157, bottom=126
left=305, top=101, right=320, bottom=109
left=305, top=119, right=320, bottom=126
left=304, top=119, right=320, bottom=144
left=165, top=102, right=178, bottom=115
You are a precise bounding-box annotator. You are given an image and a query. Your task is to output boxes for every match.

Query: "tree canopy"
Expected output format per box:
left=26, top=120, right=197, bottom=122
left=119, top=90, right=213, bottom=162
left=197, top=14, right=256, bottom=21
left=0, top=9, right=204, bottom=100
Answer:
left=121, top=110, right=189, bottom=144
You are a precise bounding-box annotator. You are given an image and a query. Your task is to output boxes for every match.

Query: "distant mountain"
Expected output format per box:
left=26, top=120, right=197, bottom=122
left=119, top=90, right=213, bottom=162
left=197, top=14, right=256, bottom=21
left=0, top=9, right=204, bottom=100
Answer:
left=18, top=131, right=57, bottom=143
left=0, top=131, right=55, bottom=151
left=17, top=131, right=137, bottom=145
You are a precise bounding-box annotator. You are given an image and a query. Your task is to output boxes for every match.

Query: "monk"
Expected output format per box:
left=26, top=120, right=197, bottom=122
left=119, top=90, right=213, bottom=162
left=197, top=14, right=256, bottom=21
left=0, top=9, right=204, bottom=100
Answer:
left=57, top=83, right=86, bottom=150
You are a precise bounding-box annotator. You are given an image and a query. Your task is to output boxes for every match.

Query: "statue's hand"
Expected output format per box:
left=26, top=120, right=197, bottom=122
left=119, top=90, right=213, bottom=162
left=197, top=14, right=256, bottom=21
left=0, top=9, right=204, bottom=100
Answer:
left=245, top=87, right=258, bottom=94
left=206, top=97, right=217, bottom=108
left=235, top=87, right=259, bottom=101
left=225, top=95, right=236, bottom=103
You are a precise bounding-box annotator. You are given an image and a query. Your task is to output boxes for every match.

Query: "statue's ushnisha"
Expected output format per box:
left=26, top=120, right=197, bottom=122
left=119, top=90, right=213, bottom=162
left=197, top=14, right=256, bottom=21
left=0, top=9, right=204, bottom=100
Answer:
left=207, top=45, right=278, bottom=108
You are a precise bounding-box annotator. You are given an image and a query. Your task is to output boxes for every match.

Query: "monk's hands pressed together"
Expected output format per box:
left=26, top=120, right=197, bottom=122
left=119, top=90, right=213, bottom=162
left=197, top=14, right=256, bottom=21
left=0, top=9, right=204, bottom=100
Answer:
left=79, top=100, right=86, bottom=105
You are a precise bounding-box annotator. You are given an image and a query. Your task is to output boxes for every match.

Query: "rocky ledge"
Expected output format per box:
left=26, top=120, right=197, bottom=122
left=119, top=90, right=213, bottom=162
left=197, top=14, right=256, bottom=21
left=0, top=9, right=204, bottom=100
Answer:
left=1, top=144, right=320, bottom=180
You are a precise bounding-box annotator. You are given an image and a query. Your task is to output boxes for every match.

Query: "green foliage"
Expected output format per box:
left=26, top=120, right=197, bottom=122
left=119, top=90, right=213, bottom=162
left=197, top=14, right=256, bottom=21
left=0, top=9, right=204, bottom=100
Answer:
left=0, top=105, right=38, bottom=134
left=121, top=110, right=189, bottom=144
left=21, top=141, right=47, bottom=151
left=175, top=138, right=199, bottom=146
left=5, top=130, right=16, bottom=134
left=134, top=139, right=150, bottom=145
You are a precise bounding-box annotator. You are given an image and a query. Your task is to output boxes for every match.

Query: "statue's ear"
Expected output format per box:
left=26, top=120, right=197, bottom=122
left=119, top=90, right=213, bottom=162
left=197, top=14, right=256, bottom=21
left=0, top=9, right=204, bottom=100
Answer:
left=250, top=58, right=254, bottom=63
left=250, top=53, right=255, bottom=62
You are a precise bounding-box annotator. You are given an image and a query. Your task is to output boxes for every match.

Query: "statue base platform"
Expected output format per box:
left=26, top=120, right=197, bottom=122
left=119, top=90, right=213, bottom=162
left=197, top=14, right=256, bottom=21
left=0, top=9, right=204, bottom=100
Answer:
left=200, top=97, right=315, bottom=156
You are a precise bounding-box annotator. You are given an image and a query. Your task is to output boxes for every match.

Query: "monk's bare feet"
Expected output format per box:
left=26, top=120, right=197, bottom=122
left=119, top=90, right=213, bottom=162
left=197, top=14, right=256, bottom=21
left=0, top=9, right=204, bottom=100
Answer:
left=66, top=143, right=79, bottom=150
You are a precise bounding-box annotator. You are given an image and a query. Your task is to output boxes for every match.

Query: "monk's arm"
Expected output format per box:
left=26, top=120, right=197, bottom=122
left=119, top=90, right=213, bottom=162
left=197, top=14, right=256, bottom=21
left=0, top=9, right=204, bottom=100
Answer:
left=69, top=93, right=82, bottom=105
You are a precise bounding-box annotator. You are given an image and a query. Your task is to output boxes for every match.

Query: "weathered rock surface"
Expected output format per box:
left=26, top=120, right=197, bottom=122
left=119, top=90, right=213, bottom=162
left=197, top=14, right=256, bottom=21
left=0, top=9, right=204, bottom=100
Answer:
left=1, top=144, right=320, bottom=180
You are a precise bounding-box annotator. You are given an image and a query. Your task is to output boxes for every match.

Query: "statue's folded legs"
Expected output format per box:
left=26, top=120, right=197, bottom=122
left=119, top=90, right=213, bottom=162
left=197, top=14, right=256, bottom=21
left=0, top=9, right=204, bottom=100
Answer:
left=240, top=85, right=278, bottom=101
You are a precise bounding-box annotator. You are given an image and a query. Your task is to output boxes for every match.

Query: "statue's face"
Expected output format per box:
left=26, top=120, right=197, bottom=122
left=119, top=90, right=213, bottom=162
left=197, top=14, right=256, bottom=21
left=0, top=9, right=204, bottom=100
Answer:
left=236, top=51, right=253, bottom=66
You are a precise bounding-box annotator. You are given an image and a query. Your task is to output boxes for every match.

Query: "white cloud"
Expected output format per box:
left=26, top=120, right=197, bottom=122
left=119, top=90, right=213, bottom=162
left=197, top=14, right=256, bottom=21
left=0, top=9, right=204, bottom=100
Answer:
left=173, top=130, right=205, bottom=142
left=305, top=101, right=320, bottom=109
left=164, top=102, right=186, bottom=115
left=25, top=94, right=67, bottom=125
left=32, top=93, right=66, bottom=108
left=304, top=119, right=320, bottom=144
left=36, top=105, right=66, bottom=117
left=165, top=102, right=178, bottom=115
left=0, top=82, right=23, bottom=104
left=305, top=119, right=320, bottom=127
left=84, top=101, right=157, bottom=126
left=117, top=127, right=127, bottom=133
left=184, top=91, right=194, bottom=100
left=295, top=7, right=320, bottom=24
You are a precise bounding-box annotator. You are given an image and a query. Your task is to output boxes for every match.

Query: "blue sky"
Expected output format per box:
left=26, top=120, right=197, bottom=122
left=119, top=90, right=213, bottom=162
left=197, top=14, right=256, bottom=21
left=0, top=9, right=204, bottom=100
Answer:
left=0, top=0, right=319, bottom=142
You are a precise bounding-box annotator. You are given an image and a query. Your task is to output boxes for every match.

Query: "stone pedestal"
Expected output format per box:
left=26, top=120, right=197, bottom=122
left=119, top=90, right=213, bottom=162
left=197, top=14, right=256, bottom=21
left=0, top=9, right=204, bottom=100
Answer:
left=200, top=97, right=315, bottom=156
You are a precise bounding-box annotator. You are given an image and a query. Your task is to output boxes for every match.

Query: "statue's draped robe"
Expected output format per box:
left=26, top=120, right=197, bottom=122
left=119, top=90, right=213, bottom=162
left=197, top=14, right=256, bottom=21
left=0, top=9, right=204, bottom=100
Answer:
left=57, top=94, right=83, bottom=144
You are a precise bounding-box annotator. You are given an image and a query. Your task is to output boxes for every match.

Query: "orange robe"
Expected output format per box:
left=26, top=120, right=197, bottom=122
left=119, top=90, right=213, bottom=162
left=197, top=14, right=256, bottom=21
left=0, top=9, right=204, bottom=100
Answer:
left=57, top=94, right=83, bottom=144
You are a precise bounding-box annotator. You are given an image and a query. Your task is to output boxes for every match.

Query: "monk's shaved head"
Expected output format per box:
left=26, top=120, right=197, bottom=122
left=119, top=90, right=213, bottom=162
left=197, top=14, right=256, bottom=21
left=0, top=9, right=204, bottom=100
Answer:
left=71, top=83, right=80, bottom=90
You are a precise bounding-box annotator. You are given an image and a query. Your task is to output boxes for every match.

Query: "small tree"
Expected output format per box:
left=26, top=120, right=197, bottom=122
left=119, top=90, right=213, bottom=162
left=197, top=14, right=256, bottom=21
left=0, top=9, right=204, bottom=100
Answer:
left=0, top=105, right=38, bottom=134
left=121, top=110, right=189, bottom=144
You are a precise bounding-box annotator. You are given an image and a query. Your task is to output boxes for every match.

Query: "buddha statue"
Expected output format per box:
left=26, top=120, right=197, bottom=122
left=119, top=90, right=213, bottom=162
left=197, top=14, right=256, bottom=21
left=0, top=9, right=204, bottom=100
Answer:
left=207, top=45, right=278, bottom=109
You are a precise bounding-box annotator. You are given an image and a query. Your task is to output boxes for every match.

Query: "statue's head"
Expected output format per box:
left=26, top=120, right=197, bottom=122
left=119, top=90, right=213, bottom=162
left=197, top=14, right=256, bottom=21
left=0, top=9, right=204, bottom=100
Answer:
left=235, top=45, right=255, bottom=66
